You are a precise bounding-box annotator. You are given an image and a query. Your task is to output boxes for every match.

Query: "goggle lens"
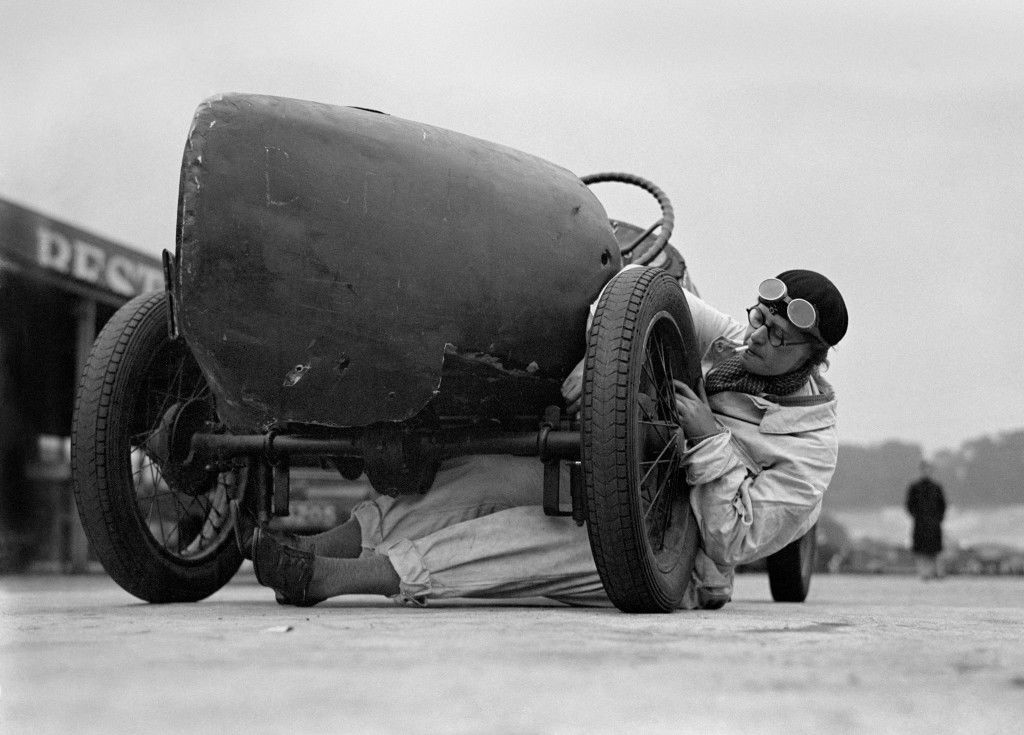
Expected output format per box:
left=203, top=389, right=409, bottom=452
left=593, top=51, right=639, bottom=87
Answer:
left=756, top=278, right=818, bottom=330
left=757, top=277, right=788, bottom=302
left=786, top=298, right=817, bottom=329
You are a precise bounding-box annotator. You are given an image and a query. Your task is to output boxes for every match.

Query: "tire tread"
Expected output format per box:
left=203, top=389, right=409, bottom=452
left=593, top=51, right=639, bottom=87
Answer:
left=72, top=292, right=242, bottom=602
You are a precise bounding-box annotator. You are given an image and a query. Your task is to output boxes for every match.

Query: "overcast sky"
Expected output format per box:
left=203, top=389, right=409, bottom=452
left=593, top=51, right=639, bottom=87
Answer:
left=3, top=1, right=1023, bottom=455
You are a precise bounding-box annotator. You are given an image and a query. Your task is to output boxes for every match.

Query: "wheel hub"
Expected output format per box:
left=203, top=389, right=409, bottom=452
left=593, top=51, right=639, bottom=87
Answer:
left=145, top=398, right=216, bottom=492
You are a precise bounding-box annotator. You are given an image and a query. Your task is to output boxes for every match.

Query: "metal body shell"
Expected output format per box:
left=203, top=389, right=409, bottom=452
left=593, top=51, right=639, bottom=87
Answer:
left=175, top=94, right=621, bottom=431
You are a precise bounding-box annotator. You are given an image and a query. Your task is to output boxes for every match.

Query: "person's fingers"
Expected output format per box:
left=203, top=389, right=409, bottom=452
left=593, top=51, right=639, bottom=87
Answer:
left=561, top=369, right=581, bottom=391
left=673, top=379, right=697, bottom=399
left=562, top=359, right=585, bottom=395
left=674, top=394, right=695, bottom=413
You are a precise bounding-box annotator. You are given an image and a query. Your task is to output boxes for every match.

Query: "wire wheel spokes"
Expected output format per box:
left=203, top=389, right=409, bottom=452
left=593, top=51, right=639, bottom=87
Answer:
left=73, top=291, right=247, bottom=601
left=128, top=342, right=234, bottom=562
left=582, top=267, right=701, bottom=612
left=636, top=317, right=685, bottom=554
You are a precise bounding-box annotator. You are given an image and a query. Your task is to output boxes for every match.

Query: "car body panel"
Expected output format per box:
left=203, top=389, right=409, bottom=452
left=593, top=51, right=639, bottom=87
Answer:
left=175, top=94, right=621, bottom=431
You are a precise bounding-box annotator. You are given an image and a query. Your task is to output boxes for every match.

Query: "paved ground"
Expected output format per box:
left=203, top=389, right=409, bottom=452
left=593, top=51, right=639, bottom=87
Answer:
left=1, top=571, right=1022, bottom=735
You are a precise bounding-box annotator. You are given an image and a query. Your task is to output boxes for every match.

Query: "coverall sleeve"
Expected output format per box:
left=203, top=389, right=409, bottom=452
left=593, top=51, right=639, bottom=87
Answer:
left=681, top=424, right=838, bottom=567
left=683, top=289, right=748, bottom=356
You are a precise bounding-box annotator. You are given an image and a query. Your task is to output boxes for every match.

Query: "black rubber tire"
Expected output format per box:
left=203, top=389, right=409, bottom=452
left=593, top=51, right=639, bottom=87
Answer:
left=581, top=267, right=703, bottom=613
left=71, top=292, right=245, bottom=602
left=766, top=524, right=818, bottom=602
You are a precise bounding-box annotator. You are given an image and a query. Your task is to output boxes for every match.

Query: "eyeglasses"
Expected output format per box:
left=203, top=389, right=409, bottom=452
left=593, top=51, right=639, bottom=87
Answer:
left=757, top=278, right=817, bottom=329
left=746, top=306, right=815, bottom=347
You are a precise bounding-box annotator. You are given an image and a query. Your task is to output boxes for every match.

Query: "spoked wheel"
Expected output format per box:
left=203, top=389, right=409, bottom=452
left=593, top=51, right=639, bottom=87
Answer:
left=581, top=267, right=702, bottom=612
left=766, top=524, right=818, bottom=602
left=72, top=292, right=248, bottom=602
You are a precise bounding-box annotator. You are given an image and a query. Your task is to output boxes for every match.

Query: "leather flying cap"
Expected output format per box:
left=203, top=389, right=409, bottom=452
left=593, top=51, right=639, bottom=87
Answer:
left=776, top=269, right=848, bottom=346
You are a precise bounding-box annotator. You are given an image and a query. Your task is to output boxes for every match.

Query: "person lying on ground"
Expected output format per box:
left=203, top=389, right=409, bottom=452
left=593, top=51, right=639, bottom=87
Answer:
left=246, top=268, right=848, bottom=609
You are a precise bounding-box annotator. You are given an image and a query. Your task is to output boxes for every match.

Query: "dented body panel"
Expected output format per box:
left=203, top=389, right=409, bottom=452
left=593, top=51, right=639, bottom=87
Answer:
left=175, top=94, right=621, bottom=431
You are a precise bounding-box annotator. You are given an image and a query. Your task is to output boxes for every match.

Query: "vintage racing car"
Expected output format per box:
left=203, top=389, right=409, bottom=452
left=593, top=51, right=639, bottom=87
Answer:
left=71, top=94, right=815, bottom=612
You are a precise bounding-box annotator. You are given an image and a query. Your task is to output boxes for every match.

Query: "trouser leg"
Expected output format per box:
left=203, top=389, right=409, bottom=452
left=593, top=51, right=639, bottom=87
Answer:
left=296, top=455, right=537, bottom=559
left=375, top=507, right=725, bottom=608
left=351, top=455, right=545, bottom=553
left=683, top=549, right=734, bottom=609
left=346, top=453, right=718, bottom=608
left=350, top=454, right=608, bottom=603
left=379, top=505, right=607, bottom=602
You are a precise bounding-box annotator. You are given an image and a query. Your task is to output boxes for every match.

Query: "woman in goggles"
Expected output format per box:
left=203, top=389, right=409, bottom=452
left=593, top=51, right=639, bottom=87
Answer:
left=676, top=268, right=847, bottom=439
left=738, top=277, right=831, bottom=378
left=666, top=267, right=847, bottom=609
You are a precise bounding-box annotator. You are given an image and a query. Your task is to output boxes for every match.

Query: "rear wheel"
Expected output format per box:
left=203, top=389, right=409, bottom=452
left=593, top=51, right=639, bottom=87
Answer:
left=582, top=268, right=702, bottom=612
left=72, top=292, right=247, bottom=602
left=766, top=524, right=818, bottom=602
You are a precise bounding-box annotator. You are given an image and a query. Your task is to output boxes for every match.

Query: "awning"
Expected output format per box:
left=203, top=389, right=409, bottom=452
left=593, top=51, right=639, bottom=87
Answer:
left=0, top=198, right=163, bottom=304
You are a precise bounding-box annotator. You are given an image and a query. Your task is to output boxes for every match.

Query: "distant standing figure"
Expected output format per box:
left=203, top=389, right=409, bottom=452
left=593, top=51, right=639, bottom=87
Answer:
left=905, top=462, right=946, bottom=579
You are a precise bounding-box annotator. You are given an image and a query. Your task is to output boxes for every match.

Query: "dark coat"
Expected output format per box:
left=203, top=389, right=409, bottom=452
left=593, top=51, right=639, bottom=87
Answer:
left=906, top=478, right=946, bottom=554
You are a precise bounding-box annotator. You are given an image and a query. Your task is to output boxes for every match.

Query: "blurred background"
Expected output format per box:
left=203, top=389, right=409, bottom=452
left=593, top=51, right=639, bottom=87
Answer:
left=2, top=1, right=1022, bottom=574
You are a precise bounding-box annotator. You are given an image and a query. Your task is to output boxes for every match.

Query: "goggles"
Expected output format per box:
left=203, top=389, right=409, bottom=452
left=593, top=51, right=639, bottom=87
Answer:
left=757, top=278, right=818, bottom=330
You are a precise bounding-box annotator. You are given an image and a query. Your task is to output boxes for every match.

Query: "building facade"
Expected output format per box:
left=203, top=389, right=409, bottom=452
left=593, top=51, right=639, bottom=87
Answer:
left=0, top=198, right=163, bottom=571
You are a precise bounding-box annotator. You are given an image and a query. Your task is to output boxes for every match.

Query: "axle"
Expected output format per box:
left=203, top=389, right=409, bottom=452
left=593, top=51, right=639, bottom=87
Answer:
left=188, top=428, right=581, bottom=462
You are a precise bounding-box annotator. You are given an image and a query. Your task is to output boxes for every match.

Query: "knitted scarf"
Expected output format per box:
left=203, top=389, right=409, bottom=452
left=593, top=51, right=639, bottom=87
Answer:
left=703, top=354, right=816, bottom=398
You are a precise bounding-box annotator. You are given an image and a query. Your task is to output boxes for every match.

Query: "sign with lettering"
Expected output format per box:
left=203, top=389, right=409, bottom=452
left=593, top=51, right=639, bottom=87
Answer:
left=0, top=198, right=163, bottom=297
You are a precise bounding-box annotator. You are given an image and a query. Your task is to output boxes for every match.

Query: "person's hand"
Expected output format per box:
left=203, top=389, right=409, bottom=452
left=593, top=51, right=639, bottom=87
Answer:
left=672, top=379, right=720, bottom=440
left=561, top=358, right=586, bottom=416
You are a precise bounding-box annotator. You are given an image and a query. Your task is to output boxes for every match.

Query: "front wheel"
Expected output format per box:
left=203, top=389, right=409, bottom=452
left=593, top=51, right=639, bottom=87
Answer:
left=581, top=268, right=703, bottom=613
left=766, top=524, right=818, bottom=602
left=72, top=292, right=247, bottom=602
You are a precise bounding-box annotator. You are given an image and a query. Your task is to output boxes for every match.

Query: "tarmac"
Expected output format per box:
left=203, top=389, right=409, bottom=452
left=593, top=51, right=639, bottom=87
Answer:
left=1, top=570, right=1022, bottom=734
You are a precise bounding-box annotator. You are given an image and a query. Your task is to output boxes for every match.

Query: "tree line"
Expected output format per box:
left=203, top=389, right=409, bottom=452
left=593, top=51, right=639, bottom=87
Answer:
left=828, top=430, right=1024, bottom=508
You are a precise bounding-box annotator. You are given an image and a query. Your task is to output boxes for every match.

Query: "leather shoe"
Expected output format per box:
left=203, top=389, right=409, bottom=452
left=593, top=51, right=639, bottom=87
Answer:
left=251, top=527, right=318, bottom=606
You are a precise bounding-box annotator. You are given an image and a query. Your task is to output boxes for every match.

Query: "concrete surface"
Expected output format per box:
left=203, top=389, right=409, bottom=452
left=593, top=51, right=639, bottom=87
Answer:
left=1, top=571, right=1022, bottom=734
